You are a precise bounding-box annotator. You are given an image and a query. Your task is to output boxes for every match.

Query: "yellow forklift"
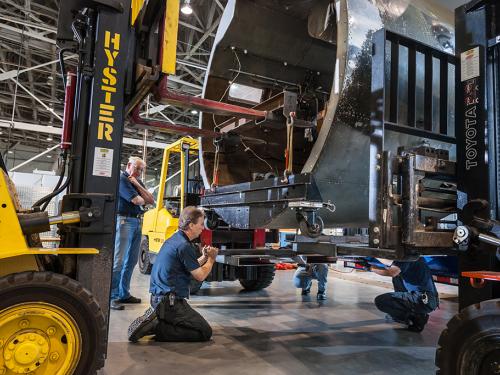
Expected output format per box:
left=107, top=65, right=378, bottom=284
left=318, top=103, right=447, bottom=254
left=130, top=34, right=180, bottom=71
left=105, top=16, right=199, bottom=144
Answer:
left=0, top=1, right=185, bottom=374
left=139, top=137, right=202, bottom=279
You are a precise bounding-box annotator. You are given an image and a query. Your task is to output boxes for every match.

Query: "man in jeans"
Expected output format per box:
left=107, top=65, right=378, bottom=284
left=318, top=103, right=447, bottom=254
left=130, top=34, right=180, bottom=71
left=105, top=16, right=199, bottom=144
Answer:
left=293, top=263, right=329, bottom=300
left=111, top=156, right=154, bottom=310
left=372, top=258, right=439, bottom=332
left=128, top=206, right=219, bottom=342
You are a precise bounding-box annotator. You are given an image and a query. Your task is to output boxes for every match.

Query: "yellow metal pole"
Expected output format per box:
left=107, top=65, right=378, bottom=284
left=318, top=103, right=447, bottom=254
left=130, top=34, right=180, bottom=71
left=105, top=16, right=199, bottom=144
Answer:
left=162, top=0, right=180, bottom=74
left=180, top=143, right=186, bottom=211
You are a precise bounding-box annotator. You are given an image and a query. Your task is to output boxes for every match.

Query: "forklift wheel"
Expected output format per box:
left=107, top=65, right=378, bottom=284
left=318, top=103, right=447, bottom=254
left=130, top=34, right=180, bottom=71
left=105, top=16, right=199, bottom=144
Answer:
left=139, top=236, right=153, bottom=275
left=239, top=265, right=276, bottom=291
left=435, top=298, right=500, bottom=375
left=0, top=271, right=106, bottom=375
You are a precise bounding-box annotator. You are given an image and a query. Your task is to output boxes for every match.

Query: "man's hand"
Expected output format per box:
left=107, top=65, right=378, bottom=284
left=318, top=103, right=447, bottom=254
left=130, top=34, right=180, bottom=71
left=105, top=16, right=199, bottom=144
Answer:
left=201, top=245, right=209, bottom=257
left=206, top=246, right=218, bottom=259
left=128, top=175, right=155, bottom=205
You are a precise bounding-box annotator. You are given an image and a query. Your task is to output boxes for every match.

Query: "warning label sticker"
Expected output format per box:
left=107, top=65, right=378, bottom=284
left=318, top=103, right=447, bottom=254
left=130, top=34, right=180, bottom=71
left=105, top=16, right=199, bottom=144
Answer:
left=461, top=47, right=480, bottom=82
left=92, top=147, right=114, bottom=177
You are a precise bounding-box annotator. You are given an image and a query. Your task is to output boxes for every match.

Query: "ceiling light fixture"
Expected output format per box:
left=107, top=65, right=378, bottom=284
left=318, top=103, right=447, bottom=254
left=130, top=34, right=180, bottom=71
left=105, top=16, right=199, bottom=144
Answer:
left=46, top=136, right=53, bottom=141
left=181, top=0, right=193, bottom=15
left=191, top=109, right=198, bottom=115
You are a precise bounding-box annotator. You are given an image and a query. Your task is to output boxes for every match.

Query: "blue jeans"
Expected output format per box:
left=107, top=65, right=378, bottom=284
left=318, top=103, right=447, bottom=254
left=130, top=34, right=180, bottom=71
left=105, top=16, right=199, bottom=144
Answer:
left=111, top=216, right=142, bottom=300
left=293, top=264, right=328, bottom=292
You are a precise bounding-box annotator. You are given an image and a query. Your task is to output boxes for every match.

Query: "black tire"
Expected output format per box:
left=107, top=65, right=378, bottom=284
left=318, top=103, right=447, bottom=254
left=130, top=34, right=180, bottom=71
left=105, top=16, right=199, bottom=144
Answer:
left=0, top=271, right=106, bottom=375
left=190, top=277, right=203, bottom=295
left=139, top=235, right=152, bottom=275
left=435, top=298, right=500, bottom=375
left=239, top=265, right=276, bottom=291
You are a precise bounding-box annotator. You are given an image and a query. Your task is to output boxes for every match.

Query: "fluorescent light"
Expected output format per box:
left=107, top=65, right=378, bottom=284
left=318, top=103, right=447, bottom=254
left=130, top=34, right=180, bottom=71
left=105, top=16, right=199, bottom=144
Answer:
left=46, top=155, right=52, bottom=158
left=7, top=150, right=13, bottom=154
left=181, top=0, right=193, bottom=15
left=190, top=109, right=198, bottom=115
left=46, top=136, right=53, bottom=141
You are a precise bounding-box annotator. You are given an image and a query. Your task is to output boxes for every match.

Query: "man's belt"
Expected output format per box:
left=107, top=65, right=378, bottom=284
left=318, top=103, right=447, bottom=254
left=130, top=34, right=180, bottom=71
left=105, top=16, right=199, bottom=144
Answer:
left=117, top=213, right=143, bottom=218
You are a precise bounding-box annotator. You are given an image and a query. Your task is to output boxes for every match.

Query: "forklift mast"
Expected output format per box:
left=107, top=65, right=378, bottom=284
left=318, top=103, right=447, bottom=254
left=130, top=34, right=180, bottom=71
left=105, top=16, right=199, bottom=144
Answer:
left=455, top=0, right=500, bottom=309
left=54, top=0, right=178, bottom=324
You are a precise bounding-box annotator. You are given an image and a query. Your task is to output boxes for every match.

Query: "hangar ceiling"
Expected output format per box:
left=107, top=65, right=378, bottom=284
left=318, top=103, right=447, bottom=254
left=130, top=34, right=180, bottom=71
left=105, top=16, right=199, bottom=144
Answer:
left=0, top=0, right=226, bottom=171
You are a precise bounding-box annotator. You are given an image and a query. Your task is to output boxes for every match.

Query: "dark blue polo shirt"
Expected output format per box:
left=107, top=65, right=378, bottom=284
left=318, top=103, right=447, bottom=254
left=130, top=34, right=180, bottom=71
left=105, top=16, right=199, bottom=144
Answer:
left=117, top=171, right=145, bottom=216
left=394, top=259, right=438, bottom=295
left=150, top=231, right=200, bottom=298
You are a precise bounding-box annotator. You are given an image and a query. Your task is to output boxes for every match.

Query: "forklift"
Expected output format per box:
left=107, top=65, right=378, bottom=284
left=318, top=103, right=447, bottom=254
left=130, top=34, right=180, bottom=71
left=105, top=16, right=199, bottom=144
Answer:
left=434, top=1, right=500, bottom=373
left=0, top=1, right=283, bottom=373
left=0, top=1, right=498, bottom=375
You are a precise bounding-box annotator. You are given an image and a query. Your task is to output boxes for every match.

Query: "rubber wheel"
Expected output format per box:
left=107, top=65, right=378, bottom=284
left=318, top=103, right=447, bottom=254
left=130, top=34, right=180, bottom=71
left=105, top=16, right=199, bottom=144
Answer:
left=299, top=215, right=324, bottom=238
left=138, top=236, right=152, bottom=275
left=239, top=265, right=276, bottom=291
left=190, top=277, right=203, bottom=295
left=435, top=298, right=500, bottom=375
left=0, top=271, right=106, bottom=375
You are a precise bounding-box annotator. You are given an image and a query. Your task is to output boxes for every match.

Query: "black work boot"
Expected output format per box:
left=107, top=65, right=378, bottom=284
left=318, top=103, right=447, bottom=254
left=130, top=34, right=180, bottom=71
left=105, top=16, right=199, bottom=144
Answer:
left=128, top=307, right=158, bottom=342
left=301, top=288, right=311, bottom=296
left=317, top=291, right=327, bottom=300
left=110, top=300, right=124, bottom=311
left=407, top=314, right=429, bottom=332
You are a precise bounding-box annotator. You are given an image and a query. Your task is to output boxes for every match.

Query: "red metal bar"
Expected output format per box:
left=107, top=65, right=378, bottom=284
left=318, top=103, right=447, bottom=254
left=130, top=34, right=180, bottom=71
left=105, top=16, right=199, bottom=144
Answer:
left=253, top=229, right=266, bottom=248
left=156, top=76, right=267, bottom=118
left=129, top=105, right=220, bottom=138
left=61, top=72, right=76, bottom=150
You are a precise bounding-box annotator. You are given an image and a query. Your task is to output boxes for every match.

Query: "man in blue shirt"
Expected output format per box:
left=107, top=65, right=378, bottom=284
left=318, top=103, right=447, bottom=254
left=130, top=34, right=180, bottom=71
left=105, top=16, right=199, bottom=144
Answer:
left=293, top=263, right=329, bottom=300
left=371, top=258, right=439, bottom=332
left=111, top=156, right=155, bottom=310
left=128, top=206, right=219, bottom=342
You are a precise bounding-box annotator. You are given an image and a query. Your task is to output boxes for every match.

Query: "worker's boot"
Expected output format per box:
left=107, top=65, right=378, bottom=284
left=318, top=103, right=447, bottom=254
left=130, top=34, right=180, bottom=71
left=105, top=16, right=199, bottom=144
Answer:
left=316, top=290, right=327, bottom=300
left=128, top=307, right=158, bottom=342
left=407, top=314, right=429, bottom=332
left=301, top=287, right=311, bottom=296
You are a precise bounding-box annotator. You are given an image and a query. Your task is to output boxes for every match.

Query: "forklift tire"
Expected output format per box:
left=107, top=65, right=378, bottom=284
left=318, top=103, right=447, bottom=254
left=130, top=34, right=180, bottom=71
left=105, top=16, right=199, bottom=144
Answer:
left=239, top=265, right=276, bottom=291
left=0, top=271, right=106, bottom=375
left=139, top=236, right=153, bottom=275
left=435, top=298, right=500, bottom=375
left=190, top=277, right=203, bottom=295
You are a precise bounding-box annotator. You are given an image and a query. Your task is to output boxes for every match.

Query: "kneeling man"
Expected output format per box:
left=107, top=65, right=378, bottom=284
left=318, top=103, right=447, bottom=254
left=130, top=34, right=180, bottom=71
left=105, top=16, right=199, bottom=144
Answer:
left=128, top=206, right=218, bottom=342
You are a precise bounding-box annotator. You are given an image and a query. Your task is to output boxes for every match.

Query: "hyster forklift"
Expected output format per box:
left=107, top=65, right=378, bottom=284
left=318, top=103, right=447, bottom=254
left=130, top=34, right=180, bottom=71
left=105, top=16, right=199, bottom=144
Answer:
left=0, top=1, right=287, bottom=374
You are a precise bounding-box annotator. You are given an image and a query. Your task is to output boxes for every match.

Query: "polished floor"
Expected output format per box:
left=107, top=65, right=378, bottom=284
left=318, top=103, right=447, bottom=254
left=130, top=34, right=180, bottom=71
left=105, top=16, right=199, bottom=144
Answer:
left=100, top=267, right=458, bottom=375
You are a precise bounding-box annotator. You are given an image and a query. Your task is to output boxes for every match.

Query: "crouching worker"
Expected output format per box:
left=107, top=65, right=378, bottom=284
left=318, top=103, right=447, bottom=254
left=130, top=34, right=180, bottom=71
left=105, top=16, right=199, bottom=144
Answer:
left=128, top=206, right=219, bottom=342
left=293, top=263, right=329, bottom=300
left=371, top=258, right=439, bottom=332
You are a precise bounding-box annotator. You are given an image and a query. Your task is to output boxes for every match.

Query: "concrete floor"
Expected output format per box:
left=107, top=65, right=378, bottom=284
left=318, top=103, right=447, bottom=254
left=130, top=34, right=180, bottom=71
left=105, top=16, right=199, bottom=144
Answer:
left=101, top=267, right=458, bottom=375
